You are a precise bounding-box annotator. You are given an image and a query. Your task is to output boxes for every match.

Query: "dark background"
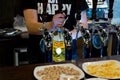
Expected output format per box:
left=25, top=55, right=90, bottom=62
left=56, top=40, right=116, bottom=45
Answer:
left=0, top=0, right=28, bottom=67
left=0, top=0, right=23, bottom=28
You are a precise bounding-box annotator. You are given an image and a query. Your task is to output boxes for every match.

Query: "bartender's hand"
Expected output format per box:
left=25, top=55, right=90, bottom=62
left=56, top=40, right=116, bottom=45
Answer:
left=52, top=13, right=66, bottom=28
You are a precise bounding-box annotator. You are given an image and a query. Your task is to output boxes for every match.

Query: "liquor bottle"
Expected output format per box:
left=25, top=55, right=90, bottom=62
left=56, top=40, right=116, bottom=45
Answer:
left=52, top=29, right=65, bottom=62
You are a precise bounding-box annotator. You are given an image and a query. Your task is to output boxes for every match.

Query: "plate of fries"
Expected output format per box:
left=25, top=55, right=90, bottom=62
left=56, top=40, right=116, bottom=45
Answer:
left=82, top=60, right=120, bottom=79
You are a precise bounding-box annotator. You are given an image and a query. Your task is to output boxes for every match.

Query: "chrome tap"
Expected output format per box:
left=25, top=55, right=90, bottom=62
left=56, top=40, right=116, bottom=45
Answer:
left=63, top=29, right=72, bottom=50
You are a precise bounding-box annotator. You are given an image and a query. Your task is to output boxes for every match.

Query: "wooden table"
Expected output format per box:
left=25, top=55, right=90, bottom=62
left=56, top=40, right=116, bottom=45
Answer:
left=0, top=55, right=120, bottom=80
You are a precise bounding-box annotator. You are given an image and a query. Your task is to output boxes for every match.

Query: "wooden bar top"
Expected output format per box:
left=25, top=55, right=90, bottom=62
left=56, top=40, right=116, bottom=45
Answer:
left=0, top=55, right=120, bottom=80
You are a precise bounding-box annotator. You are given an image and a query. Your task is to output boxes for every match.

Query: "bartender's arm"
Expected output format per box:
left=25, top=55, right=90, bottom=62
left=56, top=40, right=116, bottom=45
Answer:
left=23, top=9, right=52, bottom=35
left=24, top=9, right=66, bottom=35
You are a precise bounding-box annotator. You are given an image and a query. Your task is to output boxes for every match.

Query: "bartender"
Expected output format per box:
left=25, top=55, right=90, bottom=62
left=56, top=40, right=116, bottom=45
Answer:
left=22, top=0, right=89, bottom=64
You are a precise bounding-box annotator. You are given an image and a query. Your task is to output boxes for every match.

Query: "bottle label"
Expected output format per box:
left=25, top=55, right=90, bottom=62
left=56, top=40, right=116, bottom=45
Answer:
left=52, top=31, right=65, bottom=62
left=52, top=40, right=65, bottom=62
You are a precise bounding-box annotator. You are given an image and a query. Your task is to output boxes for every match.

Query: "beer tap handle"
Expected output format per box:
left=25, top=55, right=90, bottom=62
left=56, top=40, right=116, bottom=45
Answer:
left=108, top=0, right=114, bottom=23
left=91, top=0, right=99, bottom=22
left=64, top=30, right=72, bottom=49
left=107, top=0, right=114, bottom=32
left=42, top=0, right=48, bottom=29
left=90, top=0, right=98, bottom=34
left=76, top=0, right=83, bottom=20
left=39, top=0, right=48, bottom=35
left=75, top=0, right=83, bottom=40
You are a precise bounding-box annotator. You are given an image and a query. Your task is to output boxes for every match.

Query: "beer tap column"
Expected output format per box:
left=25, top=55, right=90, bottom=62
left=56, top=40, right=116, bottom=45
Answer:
left=40, top=0, right=52, bottom=62
left=75, top=8, right=83, bottom=58
left=107, top=0, right=116, bottom=56
left=91, top=0, right=103, bottom=58
left=75, top=0, right=91, bottom=58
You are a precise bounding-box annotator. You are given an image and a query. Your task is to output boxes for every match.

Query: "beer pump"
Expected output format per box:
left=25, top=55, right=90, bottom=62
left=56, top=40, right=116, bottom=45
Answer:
left=90, top=0, right=104, bottom=58
left=97, top=25, right=108, bottom=57
left=82, top=27, right=91, bottom=58
left=75, top=0, right=91, bottom=58
left=75, top=0, right=82, bottom=40
left=74, top=0, right=84, bottom=59
left=91, top=0, right=110, bottom=57
left=39, top=0, right=52, bottom=62
left=107, top=0, right=118, bottom=56
left=81, top=27, right=91, bottom=48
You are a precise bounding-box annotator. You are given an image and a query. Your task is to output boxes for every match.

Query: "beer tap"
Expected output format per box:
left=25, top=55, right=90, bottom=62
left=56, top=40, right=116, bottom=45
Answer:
left=108, top=0, right=114, bottom=24
left=91, top=0, right=99, bottom=22
left=41, top=0, right=52, bottom=49
left=43, top=29, right=52, bottom=50
left=91, top=0, right=98, bottom=36
left=82, top=28, right=91, bottom=48
left=98, top=26, right=108, bottom=46
left=91, top=0, right=107, bottom=49
left=42, top=28, right=52, bottom=51
left=91, top=0, right=109, bottom=57
left=107, top=0, right=114, bottom=32
left=39, top=0, right=48, bottom=34
left=107, top=0, right=115, bottom=33
left=74, top=0, right=83, bottom=40
left=107, top=0, right=117, bottom=56
left=75, top=0, right=91, bottom=48
left=39, top=0, right=52, bottom=62
left=91, top=0, right=99, bottom=45
left=63, top=29, right=72, bottom=50
left=39, top=0, right=52, bottom=51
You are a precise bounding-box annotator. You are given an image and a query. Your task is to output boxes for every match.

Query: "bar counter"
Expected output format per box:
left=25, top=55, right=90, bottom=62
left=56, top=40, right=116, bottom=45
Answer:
left=0, top=55, right=120, bottom=80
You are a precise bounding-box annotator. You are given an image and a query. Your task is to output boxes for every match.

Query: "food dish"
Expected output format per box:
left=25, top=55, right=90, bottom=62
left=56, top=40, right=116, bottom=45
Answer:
left=33, top=63, right=85, bottom=80
left=82, top=60, right=120, bottom=79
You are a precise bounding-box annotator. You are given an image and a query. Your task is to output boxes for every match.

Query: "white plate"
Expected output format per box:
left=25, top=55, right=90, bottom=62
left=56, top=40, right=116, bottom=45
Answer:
left=85, top=78, right=108, bottom=80
left=33, top=63, right=85, bottom=80
left=82, top=60, right=120, bottom=79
